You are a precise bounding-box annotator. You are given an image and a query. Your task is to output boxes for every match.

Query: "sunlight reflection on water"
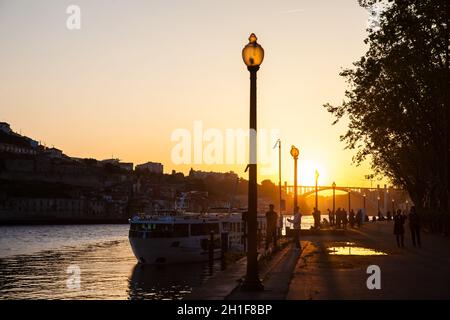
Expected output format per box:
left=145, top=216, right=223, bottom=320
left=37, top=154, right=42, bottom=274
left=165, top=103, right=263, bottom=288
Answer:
left=0, top=225, right=221, bottom=300
left=327, top=245, right=387, bottom=256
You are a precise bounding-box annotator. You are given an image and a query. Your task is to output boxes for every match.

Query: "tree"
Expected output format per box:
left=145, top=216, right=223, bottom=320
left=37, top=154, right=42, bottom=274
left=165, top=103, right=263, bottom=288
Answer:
left=324, top=0, right=450, bottom=218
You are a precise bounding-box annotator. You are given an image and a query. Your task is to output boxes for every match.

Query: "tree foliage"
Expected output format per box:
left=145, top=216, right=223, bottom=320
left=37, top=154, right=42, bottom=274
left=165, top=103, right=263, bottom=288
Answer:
left=324, top=0, right=450, bottom=213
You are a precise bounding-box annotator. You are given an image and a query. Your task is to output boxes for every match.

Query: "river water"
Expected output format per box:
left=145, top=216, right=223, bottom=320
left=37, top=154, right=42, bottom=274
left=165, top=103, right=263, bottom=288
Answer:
left=0, top=224, right=219, bottom=300
left=0, top=216, right=314, bottom=300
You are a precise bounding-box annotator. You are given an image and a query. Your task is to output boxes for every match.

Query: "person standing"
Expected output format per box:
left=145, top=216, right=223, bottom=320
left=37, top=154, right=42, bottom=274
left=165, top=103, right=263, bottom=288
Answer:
left=287, top=206, right=302, bottom=250
left=312, top=207, right=321, bottom=230
left=349, top=209, right=356, bottom=228
left=393, top=209, right=405, bottom=247
left=265, top=204, right=278, bottom=250
left=343, top=209, right=348, bottom=229
left=328, top=208, right=335, bottom=226
left=356, top=209, right=362, bottom=228
left=335, top=208, right=341, bottom=228
left=409, top=206, right=421, bottom=247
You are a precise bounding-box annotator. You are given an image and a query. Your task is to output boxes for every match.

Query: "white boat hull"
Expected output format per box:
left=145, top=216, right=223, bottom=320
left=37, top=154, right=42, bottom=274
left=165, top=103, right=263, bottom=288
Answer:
left=129, top=236, right=222, bottom=264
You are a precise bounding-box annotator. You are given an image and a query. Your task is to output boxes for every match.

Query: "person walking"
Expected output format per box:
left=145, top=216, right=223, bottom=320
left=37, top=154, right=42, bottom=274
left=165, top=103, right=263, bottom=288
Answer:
left=409, top=206, right=421, bottom=247
left=393, top=209, right=405, bottom=247
left=265, top=204, right=278, bottom=250
left=287, top=206, right=302, bottom=250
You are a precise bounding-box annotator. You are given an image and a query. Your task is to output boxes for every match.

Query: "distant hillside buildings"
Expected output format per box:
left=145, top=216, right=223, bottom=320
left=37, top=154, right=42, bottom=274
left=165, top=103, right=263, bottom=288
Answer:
left=189, top=168, right=238, bottom=181
left=135, top=161, right=164, bottom=174
left=0, top=121, right=254, bottom=223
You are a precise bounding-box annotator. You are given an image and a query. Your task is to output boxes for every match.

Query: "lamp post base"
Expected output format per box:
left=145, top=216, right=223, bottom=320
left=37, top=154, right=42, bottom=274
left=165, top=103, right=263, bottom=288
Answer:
left=240, top=278, right=264, bottom=292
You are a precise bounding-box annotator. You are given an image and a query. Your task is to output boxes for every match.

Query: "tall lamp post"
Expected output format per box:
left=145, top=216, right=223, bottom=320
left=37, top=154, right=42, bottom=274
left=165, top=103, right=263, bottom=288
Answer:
left=290, top=146, right=300, bottom=212
left=377, top=196, right=381, bottom=215
left=315, top=170, right=319, bottom=211
left=241, top=33, right=264, bottom=291
left=348, top=189, right=351, bottom=213
left=332, top=182, right=336, bottom=215
left=392, top=199, right=395, bottom=213
left=273, top=139, right=282, bottom=236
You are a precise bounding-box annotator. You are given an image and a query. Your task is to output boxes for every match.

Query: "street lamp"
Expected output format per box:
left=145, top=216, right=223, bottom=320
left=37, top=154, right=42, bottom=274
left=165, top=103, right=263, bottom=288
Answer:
left=363, top=194, right=366, bottom=210
left=273, top=139, right=282, bottom=238
left=315, top=170, right=319, bottom=209
left=241, top=33, right=264, bottom=292
left=392, top=199, right=395, bottom=213
left=332, top=182, right=336, bottom=217
left=290, top=145, right=299, bottom=212
left=377, top=196, right=381, bottom=215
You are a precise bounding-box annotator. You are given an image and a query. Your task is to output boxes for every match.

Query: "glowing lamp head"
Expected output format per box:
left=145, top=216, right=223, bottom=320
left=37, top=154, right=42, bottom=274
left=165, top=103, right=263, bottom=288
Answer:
left=242, top=33, right=264, bottom=68
left=290, top=145, right=299, bottom=159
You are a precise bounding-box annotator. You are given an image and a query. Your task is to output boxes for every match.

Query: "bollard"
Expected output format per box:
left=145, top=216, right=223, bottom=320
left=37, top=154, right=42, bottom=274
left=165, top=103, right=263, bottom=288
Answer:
left=221, top=232, right=229, bottom=270
left=209, top=230, right=214, bottom=275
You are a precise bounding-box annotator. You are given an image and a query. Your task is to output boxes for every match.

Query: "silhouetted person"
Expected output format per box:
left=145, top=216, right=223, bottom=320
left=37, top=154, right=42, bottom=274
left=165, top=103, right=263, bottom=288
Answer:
left=313, top=207, right=321, bottom=229
left=329, top=208, right=336, bottom=226
left=356, top=209, right=362, bottom=227
left=265, top=204, right=278, bottom=250
left=409, top=206, right=421, bottom=247
left=372, top=215, right=376, bottom=222
left=327, top=208, right=333, bottom=226
left=343, top=209, right=348, bottom=229
left=393, top=209, right=405, bottom=247
left=387, top=211, right=392, bottom=221
left=349, top=209, right=355, bottom=228
left=287, top=206, right=302, bottom=250
left=336, top=207, right=342, bottom=228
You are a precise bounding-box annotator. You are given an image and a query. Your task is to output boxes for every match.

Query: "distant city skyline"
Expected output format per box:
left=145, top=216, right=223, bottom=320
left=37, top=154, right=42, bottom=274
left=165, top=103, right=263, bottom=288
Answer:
left=1, top=0, right=387, bottom=187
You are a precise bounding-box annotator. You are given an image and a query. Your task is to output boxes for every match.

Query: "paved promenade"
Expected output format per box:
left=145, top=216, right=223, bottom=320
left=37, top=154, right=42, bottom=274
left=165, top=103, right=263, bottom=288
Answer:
left=186, top=221, right=450, bottom=300
left=288, top=221, right=450, bottom=299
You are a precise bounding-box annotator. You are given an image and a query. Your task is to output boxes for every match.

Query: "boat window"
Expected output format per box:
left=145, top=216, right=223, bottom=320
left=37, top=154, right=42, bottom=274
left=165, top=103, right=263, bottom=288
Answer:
left=222, top=222, right=230, bottom=232
left=191, top=223, right=220, bottom=236
left=173, top=224, right=189, bottom=237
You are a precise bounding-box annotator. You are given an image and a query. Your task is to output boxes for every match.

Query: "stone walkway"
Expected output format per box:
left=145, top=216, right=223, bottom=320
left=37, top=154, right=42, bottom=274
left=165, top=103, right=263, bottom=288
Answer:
left=186, top=221, right=450, bottom=300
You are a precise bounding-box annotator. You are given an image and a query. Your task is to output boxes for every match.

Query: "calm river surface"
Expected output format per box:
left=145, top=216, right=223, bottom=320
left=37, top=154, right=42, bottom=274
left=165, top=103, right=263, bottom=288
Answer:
left=0, top=216, right=314, bottom=299
left=0, top=224, right=220, bottom=300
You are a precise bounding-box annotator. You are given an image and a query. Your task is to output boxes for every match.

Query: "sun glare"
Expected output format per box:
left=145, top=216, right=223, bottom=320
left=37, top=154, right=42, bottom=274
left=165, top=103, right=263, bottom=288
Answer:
left=297, top=159, right=327, bottom=186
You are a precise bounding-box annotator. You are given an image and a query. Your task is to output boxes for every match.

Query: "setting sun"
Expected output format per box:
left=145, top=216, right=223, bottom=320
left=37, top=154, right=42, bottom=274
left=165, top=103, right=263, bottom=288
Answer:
left=293, top=159, right=327, bottom=186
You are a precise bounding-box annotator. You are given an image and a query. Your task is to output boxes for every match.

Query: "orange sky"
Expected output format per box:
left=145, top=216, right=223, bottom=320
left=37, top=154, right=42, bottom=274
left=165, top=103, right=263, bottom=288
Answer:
left=0, top=0, right=387, bottom=187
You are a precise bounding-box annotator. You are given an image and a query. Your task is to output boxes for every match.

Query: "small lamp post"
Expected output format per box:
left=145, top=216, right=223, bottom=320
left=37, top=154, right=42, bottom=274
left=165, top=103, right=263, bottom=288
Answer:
left=315, top=170, right=319, bottom=211
left=241, top=33, right=264, bottom=291
left=332, top=182, right=336, bottom=216
left=290, top=146, right=299, bottom=212
left=377, top=196, right=381, bottom=215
